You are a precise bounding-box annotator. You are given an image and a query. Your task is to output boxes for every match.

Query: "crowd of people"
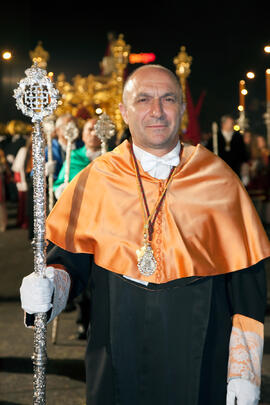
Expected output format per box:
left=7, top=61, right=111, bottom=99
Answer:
left=202, top=115, right=270, bottom=227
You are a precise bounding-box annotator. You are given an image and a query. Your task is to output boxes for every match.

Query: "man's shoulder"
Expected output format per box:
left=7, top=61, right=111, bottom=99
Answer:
left=190, top=143, right=240, bottom=182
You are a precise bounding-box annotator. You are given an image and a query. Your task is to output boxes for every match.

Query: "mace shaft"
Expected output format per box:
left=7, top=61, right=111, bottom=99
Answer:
left=31, top=121, right=48, bottom=404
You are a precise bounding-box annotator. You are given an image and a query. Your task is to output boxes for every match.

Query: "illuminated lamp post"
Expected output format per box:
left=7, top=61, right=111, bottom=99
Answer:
left=237, top=79, right=249, bottom=133
left=1, top=50, right=13, bottom=61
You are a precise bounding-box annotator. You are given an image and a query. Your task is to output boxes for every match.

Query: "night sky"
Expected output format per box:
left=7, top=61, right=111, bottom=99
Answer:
left=1, top=1, right=269, bottom=134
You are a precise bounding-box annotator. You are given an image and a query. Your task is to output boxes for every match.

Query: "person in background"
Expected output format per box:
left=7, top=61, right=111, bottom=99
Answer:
left=45, top=113, right=83, bottom=181
left=245, top=134, right=270, bottom=226
left=53, top=117, right=101, bottom=200
left=4, top=121, right=27, bottom=203
left=206, top=114, right=248, bottom=178
left=53, top=117, right=102, bottom=339
left=11, top=136, right=32, bottom=229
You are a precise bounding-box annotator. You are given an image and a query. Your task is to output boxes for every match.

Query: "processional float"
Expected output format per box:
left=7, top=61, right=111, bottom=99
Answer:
left=54, top=33, right=130, bottom=143
left=14, top=62, right=59, bottom=404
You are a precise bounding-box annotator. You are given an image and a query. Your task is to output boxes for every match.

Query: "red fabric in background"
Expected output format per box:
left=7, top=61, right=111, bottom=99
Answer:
left=17, top=191, right=28, bottom=229
left=184, top=81, right=206, bottom=145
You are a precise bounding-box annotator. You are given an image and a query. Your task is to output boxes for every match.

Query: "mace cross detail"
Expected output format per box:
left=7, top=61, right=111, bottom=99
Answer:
left=13, top=62, right=59, bottom=122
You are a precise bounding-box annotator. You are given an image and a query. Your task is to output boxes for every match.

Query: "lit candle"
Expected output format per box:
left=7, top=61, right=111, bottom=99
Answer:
left=266, top=69, right=270, bottom=102
left=239, top=80, right=245, bottom=110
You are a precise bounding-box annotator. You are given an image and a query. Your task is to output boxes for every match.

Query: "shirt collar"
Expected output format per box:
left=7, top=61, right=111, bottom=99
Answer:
left=132, top=141, right=181, bottom=165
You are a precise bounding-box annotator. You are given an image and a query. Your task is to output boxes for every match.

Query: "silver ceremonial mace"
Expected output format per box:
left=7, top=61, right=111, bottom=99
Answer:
left=14, top=62, right=59, bottom=404
left=51, top=119, right=78, bottom=345
left=43, top=115, right=56, bottom=213
left=94, top=112, right=115, bottom=155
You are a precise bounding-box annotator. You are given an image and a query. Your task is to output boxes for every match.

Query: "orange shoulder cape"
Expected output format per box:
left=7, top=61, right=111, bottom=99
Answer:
left=46, top=140, right=270, bottom=284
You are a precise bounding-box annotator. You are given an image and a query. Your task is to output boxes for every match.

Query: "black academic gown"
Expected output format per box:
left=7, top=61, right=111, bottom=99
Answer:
left=47, top=243, right=267, bottom=405
left=206, top=131, right=248, bottom=176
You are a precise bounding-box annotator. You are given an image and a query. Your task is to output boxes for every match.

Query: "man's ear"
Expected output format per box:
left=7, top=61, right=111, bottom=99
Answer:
left=119, top=103, right=129, bottom=125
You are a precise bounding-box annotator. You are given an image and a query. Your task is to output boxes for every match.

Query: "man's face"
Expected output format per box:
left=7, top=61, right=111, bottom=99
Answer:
left=82, top=119, right=101, bottom=150
left=257, top=135, right=266, bottom=149
left=119, top=68, right=183, bottom=154
left=222, top=118, right=235, bottom=133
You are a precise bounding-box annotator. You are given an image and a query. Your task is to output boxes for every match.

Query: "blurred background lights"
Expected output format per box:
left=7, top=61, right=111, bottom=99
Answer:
left=95, top=107, right=103, bottom=115
left=246, top=71, right=255, bottom=79
left=1, top=50, right=12, bottom=60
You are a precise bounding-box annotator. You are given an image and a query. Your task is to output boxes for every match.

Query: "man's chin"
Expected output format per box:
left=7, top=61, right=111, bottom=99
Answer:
left=147, top=134, right=173, bottom=148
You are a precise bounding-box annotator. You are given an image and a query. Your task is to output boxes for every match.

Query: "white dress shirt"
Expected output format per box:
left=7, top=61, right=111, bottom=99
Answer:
left=132, top=141, right=181, bottom=180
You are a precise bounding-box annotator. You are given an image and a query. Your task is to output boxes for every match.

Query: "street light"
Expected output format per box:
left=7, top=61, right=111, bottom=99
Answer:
left=246, top=71, right=255, bottom=79
left=1, top=50, right=12, bottom=61
left=264, top=45, right=270, bottom=54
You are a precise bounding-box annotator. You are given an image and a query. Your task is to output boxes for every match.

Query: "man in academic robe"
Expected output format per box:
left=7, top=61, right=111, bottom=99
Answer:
left=20, top=65, right=270, bottom=405
left=206, top=114, right=248, bottom=177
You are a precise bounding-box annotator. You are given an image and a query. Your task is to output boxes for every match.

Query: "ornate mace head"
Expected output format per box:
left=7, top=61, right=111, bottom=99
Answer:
left=94, top=113, right=115, bottom=142
left=64, top=120, right=79, bottom=143
left=94, top=113, right=116, bottom=155
left=13, top=62, right=59, bottom=123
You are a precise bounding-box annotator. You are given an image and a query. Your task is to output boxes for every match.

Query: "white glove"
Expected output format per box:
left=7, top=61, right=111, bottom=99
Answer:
left=20, top=266, right=71, bottom=325
left=20, top=269, right=54, bottom=314
left=226, top=378, right=260, bottom=405
left=45, top=160, right=56, bottom=176
left=54, top=183, right=66, bottom=200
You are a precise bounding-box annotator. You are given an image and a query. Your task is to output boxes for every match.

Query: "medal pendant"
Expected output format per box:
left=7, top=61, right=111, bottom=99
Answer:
left=137, top=243, right=157, bottom=276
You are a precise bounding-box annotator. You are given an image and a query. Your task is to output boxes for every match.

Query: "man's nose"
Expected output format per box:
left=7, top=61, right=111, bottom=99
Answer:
left=150, top=98, right=164, bottom=118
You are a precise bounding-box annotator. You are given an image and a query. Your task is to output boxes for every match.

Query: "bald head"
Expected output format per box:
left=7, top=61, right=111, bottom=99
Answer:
left=122, top=64, right=182, bottom=106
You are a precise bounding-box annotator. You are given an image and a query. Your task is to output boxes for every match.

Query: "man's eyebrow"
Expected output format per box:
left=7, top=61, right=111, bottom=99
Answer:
left=162, top=92, right=178, bottom=98
left=135, top=91, right=178, bottom=99
left=135, top=92, right=151, bottom=98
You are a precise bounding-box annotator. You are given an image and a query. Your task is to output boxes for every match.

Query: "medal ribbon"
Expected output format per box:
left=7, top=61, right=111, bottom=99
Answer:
left=130, top=143, right=176, bottom=242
